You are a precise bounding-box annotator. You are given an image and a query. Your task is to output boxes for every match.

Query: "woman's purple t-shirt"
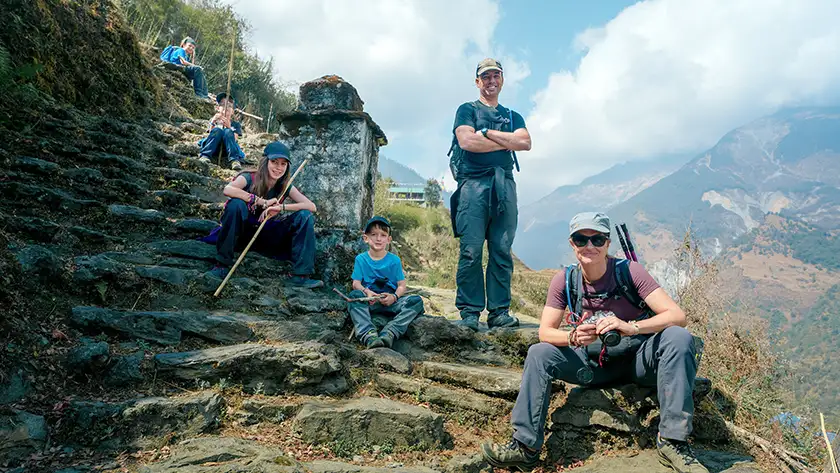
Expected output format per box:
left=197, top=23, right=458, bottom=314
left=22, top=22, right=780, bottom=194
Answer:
left=545, top=257, right=661, bottom=321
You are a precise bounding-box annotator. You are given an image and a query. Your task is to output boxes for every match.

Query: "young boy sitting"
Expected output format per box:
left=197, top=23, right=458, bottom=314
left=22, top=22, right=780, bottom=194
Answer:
left=348, top=216, right=424, bottom=349
left=198, top=92, right=246, bottom=170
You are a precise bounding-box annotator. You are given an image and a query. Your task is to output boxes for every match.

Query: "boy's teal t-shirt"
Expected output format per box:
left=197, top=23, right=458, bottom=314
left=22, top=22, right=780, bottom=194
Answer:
left=351, top=252, right=405, bottom=293
left=166, top=47, right=189, bottom=65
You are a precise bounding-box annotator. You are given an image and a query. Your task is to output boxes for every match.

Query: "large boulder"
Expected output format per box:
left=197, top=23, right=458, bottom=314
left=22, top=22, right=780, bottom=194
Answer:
left=293, top=397, right=450, bottom=452
left=0, top=409, right=48, bottom=464
left=298, top=75, right=364, bottom=112
left=154, top=342, right=346, bottom=395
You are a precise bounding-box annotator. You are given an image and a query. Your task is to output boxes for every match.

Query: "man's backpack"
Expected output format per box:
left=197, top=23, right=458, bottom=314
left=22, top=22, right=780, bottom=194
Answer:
left=564, top=259, right=650, bottom=322
left=447, top=101, right=520, bottom=181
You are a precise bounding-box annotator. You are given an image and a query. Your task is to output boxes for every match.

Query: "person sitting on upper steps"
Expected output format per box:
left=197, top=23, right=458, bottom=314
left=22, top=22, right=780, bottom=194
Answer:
left=159, top=36, right=211, bottom=100
left=197, top=92, right=246, bottom=170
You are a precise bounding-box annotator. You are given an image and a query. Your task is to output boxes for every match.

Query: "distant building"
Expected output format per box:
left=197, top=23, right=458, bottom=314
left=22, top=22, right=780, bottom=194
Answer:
left=387, top=183, right=426, bottom=204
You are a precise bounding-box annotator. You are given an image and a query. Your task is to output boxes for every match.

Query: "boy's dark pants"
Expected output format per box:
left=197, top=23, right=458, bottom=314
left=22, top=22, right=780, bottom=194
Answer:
left=183, top=65, right=209, bottom=97
left=511, top=326, right=698, bottom=450
left=211, top=199, right=316, bottom=275
left=348, top=290, right=424, bottom=343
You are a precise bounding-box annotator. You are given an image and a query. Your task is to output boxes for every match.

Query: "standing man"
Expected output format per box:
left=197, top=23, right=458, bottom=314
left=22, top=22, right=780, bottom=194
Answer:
left=449, top=58, right=532, bottom=331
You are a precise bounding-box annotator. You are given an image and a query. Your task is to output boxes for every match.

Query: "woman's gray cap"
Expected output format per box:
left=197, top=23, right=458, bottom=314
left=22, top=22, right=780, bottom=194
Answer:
left=569, top=212, right=611, bottom=236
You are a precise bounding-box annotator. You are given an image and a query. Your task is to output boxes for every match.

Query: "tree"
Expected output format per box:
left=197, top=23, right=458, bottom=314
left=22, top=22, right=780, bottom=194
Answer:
left=424, top=178, right=442, bottom=208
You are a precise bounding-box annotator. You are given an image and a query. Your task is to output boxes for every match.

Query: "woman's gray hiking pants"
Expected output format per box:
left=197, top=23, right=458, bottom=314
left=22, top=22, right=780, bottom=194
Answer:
left=511, top=326, right=698, bottom=450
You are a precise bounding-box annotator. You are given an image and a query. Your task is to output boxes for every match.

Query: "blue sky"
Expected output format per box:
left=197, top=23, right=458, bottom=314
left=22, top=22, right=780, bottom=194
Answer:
left=231, top=0, right=840, bottom=204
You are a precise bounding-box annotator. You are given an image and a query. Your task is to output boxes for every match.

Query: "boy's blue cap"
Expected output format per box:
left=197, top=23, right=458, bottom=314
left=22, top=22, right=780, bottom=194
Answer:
left=364, top=216, right=391, bottom=233
left=215, top=92, right=235, bottom=106
left=264, top=141, right=291, bottom=162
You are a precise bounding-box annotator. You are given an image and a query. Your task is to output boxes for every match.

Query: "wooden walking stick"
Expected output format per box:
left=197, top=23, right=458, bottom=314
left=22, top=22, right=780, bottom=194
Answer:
left=217, top=25, right=237, bottom=166
left=213, top=158, right=310, bottom=297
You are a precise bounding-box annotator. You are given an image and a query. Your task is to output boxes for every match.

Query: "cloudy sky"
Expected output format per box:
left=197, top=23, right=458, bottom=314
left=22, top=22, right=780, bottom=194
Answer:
left=226, top=0, right=840, bottom=205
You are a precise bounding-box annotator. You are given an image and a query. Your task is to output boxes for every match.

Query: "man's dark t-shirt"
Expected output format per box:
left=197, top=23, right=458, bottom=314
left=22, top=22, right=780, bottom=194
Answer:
left=452, top=101, right=526, bottom=172
left=545, top=257, right=661, bottom=322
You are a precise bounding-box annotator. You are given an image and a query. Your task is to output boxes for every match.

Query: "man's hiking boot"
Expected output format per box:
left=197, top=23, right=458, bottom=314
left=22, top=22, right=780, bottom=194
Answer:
left=488, top=313, right=520, bottom=329
left=287, top=275, right=324, bottom=289
left=207, top=265, right=230, bottom=280
left=364, top=330, right=385, bottom=349
left=657, top=434, right=709, bottom=473
left=230, top=160, right=242, bottom=171
left=456, top=314, right=480, bottom=332
left=480, top=438, right=539, bottom=472
left=379, top=331, right=395, bottom=349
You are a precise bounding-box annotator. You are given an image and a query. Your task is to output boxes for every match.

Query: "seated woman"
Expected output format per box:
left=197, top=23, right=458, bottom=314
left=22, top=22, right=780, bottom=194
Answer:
left=201, top=141, right=323, bottom=289
left=160, top=36, right=210, bottom=99
left=480, top=212, right=708, bottom=473
left=198, top=92, right=246, bottom=170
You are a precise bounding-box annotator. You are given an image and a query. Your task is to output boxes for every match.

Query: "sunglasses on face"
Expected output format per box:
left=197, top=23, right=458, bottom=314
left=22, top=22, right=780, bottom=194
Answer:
left=571, top=233, right=609, bottom=248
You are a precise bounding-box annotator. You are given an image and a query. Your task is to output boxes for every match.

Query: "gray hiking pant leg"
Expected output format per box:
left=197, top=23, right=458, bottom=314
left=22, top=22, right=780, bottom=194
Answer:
left=511, top=342, right=623, bottom=450
left=381, top=294, right=425, bottom=338
left=348, top=290, right=376, bottom=343
left=486, top=178, right=517, bottom=318
left=632, top=326, right=698, bottom=441
left=455, top=178, right=490, bottom=318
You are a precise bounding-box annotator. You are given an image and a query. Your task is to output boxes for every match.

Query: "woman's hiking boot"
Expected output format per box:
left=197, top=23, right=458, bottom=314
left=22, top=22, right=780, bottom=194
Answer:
left=480, top=438, right=539, bottom=472
left=656, top=434, right=709, bottom=473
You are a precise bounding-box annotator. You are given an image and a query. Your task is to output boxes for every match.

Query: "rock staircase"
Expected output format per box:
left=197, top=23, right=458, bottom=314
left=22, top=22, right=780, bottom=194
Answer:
left=0, top=69, right=765, bottom=473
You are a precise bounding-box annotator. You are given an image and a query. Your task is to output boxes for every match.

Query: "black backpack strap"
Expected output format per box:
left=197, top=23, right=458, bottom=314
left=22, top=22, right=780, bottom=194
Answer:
left=508, top=107, right=520, bottom=172
left=565, top=264, right=584, bottom=322
left=614, top=259, right=648, bottom=312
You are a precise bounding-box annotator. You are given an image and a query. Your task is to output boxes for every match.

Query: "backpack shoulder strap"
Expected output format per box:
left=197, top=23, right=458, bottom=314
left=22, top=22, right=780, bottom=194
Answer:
left=565, top=264, right=583, bottom=321
left=614, top=259, right=647, bottom=311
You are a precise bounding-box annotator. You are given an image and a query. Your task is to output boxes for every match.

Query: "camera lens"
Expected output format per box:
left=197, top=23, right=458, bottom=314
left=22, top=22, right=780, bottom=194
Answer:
left=576, top=366, right=594, bottom=384
left=601, top=330, right=621, bottom=347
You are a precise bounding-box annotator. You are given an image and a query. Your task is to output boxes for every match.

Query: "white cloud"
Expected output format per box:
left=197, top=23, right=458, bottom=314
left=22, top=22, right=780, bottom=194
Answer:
left=226, top=0, right=529, bottom=188
left=521, top=0, right=840, bottom=204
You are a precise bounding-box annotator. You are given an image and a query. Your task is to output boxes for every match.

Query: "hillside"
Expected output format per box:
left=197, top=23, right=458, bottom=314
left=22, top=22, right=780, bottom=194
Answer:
left=0, top=2, right=821, bottom=472
left=514, top=156, right=684, bottom=269
left=378, top=155, right=426, bottom=184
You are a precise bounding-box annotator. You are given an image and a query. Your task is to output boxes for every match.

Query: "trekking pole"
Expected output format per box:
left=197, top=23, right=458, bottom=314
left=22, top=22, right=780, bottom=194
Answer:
left=235, top=108, right=263, bottom=121
left=214, top=159, right=309, bottom=297
left=332, top=288, right=387, bottom=303
left=217, top=25, right=237, bottom=167
left=620, top=223, right=638, bottom=262
left=615, top=224, right=631, bottom=260
left=266, top=103, right=274, bottom=133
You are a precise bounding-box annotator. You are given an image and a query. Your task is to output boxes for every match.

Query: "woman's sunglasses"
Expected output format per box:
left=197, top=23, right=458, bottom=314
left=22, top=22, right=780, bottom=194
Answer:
left=571, top=233, right=610, bottom=248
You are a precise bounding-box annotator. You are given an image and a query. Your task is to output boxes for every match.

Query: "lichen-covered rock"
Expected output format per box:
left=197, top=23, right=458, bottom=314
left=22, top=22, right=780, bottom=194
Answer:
left=70, top=306, right=254, bottom=345
left=414, top=361, right=524, bottom=398
left=360, top=348, right=411, bottom=374
left=154, top=342, right=346, bottom=395
left=376, top=373, right=512, bottom=416
left=293, top=397, right=449, bottom=451
left=0, top=409, right=48, bottom=464
left=65, top=339, right=110, bottom=372
left=230, top=398, right=301, bottom=426
left=14, top=244, right=63, bottom=281
left=60, top=392, right=222, bottom=448
left=298, top=75, right=364, bottom=112
left=406, top=316, right=475, bottom=349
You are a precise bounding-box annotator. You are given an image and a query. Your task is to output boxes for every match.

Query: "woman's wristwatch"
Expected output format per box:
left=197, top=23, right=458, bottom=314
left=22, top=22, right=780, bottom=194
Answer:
left=631, top=322, right=641, bottom=336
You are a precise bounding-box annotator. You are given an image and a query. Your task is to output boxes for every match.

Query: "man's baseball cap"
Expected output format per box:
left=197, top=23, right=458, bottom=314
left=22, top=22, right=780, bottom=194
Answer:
left=263, top=141, right=291, bottom=162
left=476, top=58, right=503, bottom=77
left=364, top=216, right=391, bottom=233
left=569, top=212, right=611, bottom=237
left=182, top=36, right=196, bottom=45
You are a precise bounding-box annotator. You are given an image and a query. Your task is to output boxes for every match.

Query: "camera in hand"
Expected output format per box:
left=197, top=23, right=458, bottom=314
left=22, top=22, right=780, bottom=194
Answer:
left=585, top=310, right=621, bottom=347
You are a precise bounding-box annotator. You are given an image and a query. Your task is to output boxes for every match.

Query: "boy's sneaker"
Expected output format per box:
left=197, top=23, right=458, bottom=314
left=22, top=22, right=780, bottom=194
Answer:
left=364, top=330, right=385, bottom=349
left=207, top=265, right=230, bottom=279
left=288, top=275, right=324, bottom=289
left=480, top=438, right=539, bottom=472
left=198, top=155, right=211, bottom=164
left=379, top=331, right=395, bottom=349
left=230, top=161, right=242, bottom=171
left=455, top=314, right=479, bottom=332
left=488, top=312, right=520, bottom=329
left=656, top=434, right=709, bottom=473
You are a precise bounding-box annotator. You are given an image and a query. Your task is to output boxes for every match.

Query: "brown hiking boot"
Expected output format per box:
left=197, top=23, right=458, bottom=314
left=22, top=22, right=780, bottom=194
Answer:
left=480, top=438, right=539, bottom=472
left=657, top=434, right=709, bottom=473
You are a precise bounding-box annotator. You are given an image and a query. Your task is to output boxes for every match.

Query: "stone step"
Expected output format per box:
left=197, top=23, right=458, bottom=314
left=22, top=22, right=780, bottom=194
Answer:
left=375, top=373, right=512, bottom=416
left=57, top=391, right=222, bottom=449
left=70, top=306, right=254, bottom=345
left=413, top=361, right=526, bottom=398
left=228, top=398, right=301, bottom=426
left=0, top=409, right=48, bottom=464
left=359, top=348, right=411, bottom=374
left=154, top=342, right=347, bottom=395
left=293, top=396, right=450, bottom=452
left=138, top=436, right=441, bottom=473
left=557, top=449, right=759, bottom=473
